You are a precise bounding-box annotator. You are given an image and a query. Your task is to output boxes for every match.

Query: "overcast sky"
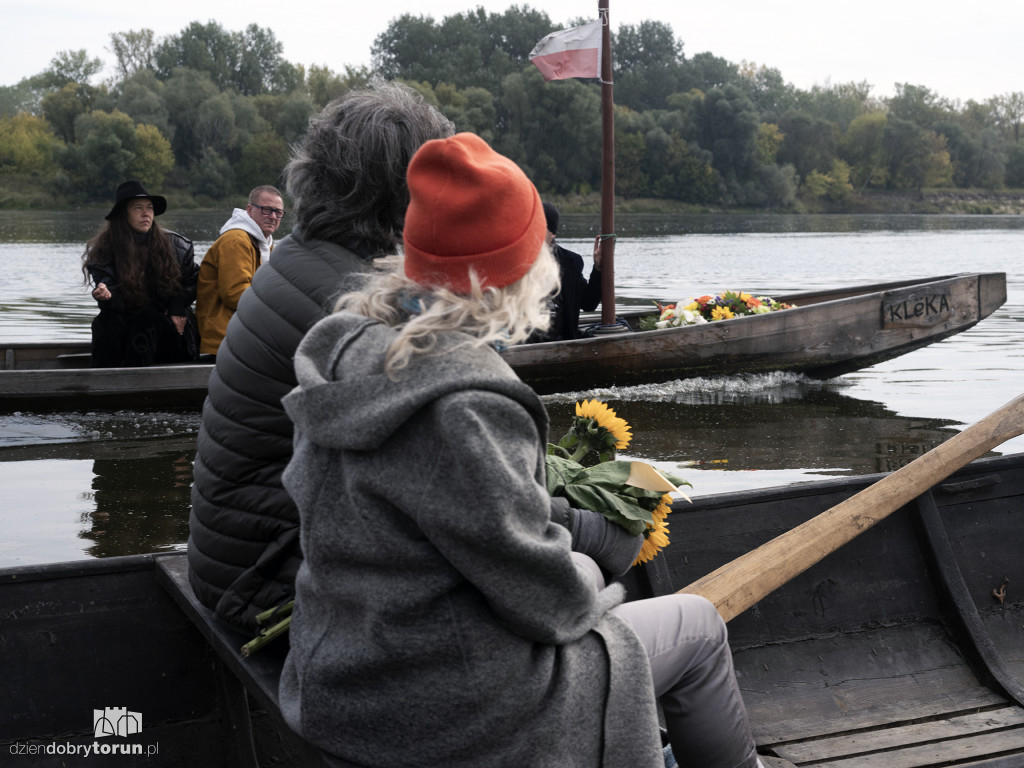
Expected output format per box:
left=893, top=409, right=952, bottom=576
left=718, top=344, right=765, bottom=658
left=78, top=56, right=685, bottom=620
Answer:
left=5, top=0, right=1022, bottom=104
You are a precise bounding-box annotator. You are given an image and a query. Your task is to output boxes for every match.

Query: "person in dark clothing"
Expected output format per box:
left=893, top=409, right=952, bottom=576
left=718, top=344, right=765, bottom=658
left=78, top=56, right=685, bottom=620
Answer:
left=82, top=180, right=199, bottom=367
left=541, top=201, right=602, bottom=340
left=186, top=81, right=457, bottom=632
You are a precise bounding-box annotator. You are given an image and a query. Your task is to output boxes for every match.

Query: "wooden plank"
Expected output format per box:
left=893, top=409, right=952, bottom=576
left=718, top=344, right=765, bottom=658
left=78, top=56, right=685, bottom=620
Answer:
left=797, top=727, right=1024, bottom=768
left=742, top=624, right=1007, bottom=745
left=774, top=706, right=1024, bottom=762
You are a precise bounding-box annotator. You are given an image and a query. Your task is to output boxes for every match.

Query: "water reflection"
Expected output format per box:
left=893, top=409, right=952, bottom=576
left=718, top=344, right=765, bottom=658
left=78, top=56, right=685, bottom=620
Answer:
left=0, top=411, right=199, bottom=566
left=546, top=375, right=970, bottom=483
left=82, top=446, right=194, bottom=559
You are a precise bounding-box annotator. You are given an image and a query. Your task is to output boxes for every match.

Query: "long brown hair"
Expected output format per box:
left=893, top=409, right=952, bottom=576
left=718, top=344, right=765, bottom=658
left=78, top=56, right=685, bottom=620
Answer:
left=82, top=213, right=182, bottom=309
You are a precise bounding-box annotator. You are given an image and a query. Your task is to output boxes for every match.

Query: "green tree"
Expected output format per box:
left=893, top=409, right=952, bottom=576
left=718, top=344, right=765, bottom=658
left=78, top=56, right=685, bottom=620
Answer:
left=792, top=81, right=876, bottom=130
left=777, top=110, right=839, bottom=180
left=680, top=52, right=740, bottom=94
left=883, top=116, right=951, bottom=190
left=69, top=109, right=138, bottom=194
left=412, top=82, right=498, bottom=142
left=936, top=120, right=1006, bottom=188
left=615, top=127, right=649, bottom=197
left=0, top=113, right=61, bottom=175
left=690, top=85, right=760, bottom=197
left=372, top=8, right=553, bottom=94
left=886, top=83, right=951, bottom=129
left=236, top=130, right=289, bottom=191
left=155, top=22, right=242, bottom=92
left=840, top=112, right=888, bottom=189
left=193, top=146, right=235, bottom=198
left=108, top=29, right=156, bottom=81
left=236, top=24, right=288, bottom=95
left=613, top=21, right=685, bottom=111
left=994, top=92, right=1024, bottom=143
left=1005, top=143, right=1024, bottom=187
left=42, top=82, right=97, bottom=143
left=496, top=67, right=600, bottom=194
left=273, top=93, right=317, bottom=145
left=162, top=68, right=220, bottom=163
left=115, top=70, right=171, bottom=140
left=129, top=123, right=174, bottom=185
left=755, top=122, right=784, bottom=165
left=738, top=62, right=794, bottom=121
left=194, top=93, right=237, bottom=158
left=31, top=49, right=103, bottom=89
left=0, top=82, right=44, bottom=118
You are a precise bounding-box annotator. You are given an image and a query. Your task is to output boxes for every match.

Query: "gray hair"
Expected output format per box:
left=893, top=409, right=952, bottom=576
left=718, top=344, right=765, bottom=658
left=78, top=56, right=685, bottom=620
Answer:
left=334, top=247, right=560, bottom=380
left=285, top=80, right=455, bottom=257
left=248, top=185, right=283, bottom=204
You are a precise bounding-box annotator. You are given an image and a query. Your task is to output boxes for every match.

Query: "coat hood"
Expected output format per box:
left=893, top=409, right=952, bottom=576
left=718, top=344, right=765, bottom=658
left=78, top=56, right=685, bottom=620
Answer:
left=283, top=312, right=545, bottom=452
left=221, top=208, right=273, bottom=260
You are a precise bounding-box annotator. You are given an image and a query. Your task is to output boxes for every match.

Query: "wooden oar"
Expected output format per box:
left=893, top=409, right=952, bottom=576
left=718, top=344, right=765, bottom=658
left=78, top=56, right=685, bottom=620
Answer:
left=679, top=392, right=1024, bottom=622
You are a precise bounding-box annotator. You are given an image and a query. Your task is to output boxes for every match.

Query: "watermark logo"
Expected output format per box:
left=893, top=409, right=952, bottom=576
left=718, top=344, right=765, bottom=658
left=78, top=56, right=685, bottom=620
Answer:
left=8, top=708, right=158, bottom=758
left=93, top=707, right=142, bottom=738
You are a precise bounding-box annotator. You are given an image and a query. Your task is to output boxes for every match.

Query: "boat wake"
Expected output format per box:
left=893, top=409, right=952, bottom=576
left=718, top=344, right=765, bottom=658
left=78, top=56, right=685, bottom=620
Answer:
left=542, top=371, right=851, bottom=406
left=0, top=409, right=201, bottom=449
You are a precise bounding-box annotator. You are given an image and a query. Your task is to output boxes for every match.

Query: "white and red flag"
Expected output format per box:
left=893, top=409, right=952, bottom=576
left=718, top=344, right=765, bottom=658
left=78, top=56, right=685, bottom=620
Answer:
left=528, top=20, right=602, bottom=81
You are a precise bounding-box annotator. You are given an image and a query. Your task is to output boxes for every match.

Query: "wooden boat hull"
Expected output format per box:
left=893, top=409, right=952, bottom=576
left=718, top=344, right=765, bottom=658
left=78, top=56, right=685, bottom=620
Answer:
left=505, top=271, right=1007, bottom=394
left=0, top=273, right=1007, bottom=405
left=3, top=452, right=1023, bottom=765
left=619, top=451, right=1024, bottom=766
left=0, top=554, right=320, bottom=767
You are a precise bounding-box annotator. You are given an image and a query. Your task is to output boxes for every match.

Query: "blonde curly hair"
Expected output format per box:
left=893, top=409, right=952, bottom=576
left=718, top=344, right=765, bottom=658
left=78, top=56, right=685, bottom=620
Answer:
left=334, top=245, right=559, bottom=379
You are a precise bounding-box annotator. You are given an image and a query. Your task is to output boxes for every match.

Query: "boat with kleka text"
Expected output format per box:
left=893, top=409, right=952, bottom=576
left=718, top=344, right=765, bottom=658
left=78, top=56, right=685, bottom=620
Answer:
left=0, top=272, right=1007, bottom=406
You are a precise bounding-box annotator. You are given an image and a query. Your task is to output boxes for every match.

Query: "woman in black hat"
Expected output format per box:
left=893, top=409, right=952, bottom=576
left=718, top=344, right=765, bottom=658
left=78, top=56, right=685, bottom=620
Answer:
left=82, top=180, right=200, bottom=367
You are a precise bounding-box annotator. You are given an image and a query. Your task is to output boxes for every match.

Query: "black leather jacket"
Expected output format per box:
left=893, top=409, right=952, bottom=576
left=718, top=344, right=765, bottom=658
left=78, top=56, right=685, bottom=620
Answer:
left=86, top=230, right=198, bottom=317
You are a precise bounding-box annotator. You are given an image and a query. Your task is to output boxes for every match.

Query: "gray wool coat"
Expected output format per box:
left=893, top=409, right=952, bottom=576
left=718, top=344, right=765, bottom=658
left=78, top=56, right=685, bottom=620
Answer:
left=279, top=312, right=664, bottom=768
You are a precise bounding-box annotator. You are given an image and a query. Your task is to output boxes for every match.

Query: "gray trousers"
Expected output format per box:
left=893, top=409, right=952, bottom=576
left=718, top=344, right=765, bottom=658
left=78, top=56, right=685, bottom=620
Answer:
left=574, top=553, right=759, bottom=768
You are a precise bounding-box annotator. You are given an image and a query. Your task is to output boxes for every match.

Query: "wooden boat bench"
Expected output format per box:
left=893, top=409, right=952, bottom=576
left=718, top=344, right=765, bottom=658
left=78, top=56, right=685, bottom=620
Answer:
left=155, top=553, right=328, bottom=767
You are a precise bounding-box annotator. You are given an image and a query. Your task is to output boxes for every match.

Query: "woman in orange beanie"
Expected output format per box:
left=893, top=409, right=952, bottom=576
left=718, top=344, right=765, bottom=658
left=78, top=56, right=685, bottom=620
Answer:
left=277, top=133, right=761, bottom=768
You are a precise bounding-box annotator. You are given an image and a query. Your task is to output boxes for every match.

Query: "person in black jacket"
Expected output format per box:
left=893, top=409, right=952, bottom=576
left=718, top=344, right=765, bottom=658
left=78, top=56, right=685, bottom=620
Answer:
left=82, top=180, right=199, bottom=367
left=186, top=81, right=457, bottom=631
left=540, top=202, right=603, bottom=340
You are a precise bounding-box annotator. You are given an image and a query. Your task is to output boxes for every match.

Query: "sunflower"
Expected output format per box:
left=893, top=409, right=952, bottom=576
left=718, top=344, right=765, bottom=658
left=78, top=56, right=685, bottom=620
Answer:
left=634, top=495, right=674, bottom=565
left=711, top=305, right=734, bottom=321
left=576, top=399, right=632, bottom=450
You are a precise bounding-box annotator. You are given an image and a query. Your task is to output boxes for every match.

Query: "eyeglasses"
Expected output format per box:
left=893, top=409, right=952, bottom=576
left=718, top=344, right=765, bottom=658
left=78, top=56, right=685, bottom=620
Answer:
left=251, top=205, right=286, bottom=218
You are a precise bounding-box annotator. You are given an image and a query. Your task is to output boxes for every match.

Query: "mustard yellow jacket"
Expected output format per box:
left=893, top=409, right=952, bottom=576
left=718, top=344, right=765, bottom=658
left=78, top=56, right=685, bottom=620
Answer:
left=196, top=228, right=262, bottom=354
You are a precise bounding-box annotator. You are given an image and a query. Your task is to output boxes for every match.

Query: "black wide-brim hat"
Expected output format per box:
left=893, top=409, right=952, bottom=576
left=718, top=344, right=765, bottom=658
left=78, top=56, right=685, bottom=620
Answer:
left=105, top=180, right=168, bottom=220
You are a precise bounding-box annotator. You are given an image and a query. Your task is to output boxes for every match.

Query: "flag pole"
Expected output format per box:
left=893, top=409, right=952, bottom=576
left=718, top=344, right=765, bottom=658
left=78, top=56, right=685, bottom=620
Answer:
left=597, top=0, right=618, bottom=329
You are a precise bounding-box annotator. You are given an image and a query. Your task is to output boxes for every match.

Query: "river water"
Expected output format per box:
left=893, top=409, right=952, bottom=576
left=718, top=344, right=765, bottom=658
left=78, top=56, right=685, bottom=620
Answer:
left=1, top=211, right=1022, bottom=567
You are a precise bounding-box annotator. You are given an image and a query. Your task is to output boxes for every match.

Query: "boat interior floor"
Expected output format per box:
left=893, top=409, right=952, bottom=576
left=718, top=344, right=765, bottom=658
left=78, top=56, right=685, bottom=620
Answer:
left=622, top=454, right=1024, bottom=768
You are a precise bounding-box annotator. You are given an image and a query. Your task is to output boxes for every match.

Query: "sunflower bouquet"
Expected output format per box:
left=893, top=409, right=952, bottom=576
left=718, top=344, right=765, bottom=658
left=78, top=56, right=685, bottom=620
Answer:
left=642, top=290, right=795, bottom=329
left=547, top=400, right=690, bottom=565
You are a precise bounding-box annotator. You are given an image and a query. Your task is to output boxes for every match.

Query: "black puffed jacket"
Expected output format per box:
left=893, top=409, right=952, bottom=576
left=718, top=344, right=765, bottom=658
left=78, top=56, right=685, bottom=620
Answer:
left=187, top=228, right=373, bottom=631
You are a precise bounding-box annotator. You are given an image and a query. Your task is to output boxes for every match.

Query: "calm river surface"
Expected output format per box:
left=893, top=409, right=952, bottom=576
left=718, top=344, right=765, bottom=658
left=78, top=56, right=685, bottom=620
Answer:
left=1, top=210, right=1022, bottom=567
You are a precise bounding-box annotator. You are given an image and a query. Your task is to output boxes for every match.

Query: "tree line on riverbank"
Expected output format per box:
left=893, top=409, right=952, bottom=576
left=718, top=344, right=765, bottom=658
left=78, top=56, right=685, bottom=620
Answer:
left=2, top=7, right=1023, bottom=213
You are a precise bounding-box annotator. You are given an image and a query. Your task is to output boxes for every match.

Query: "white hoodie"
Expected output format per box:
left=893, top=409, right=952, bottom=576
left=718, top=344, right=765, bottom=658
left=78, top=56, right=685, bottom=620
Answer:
left=220, top=208, right=273, bottom=263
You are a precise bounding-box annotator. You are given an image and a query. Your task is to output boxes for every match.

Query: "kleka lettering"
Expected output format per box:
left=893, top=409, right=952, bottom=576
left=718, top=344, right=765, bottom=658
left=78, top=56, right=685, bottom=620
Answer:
left=882, top=291, right=953, bottom=328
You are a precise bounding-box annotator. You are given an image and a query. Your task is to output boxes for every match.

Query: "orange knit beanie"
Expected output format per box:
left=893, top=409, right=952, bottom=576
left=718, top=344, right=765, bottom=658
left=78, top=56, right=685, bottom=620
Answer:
left=403, top=132, right=546, bottom=293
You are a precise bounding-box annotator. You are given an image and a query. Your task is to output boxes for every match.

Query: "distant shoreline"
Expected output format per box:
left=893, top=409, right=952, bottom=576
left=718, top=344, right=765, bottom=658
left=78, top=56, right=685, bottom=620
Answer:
left=548, top=189, right=1024, bottom=217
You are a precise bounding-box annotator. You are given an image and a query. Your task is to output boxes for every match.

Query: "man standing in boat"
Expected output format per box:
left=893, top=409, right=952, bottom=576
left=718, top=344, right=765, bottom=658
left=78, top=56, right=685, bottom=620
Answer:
left=540, top=202, right=602, bottom=340
left=195, top=185, right=284, bottom=357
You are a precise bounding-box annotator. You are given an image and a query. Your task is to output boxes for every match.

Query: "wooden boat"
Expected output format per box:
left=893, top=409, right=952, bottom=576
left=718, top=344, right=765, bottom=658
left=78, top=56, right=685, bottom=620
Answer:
left=4, top=451, right=1023, bottom=766
left=619, top=450, right=1024, bottom=767
left=0, top=272, right=1007, bottom=407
